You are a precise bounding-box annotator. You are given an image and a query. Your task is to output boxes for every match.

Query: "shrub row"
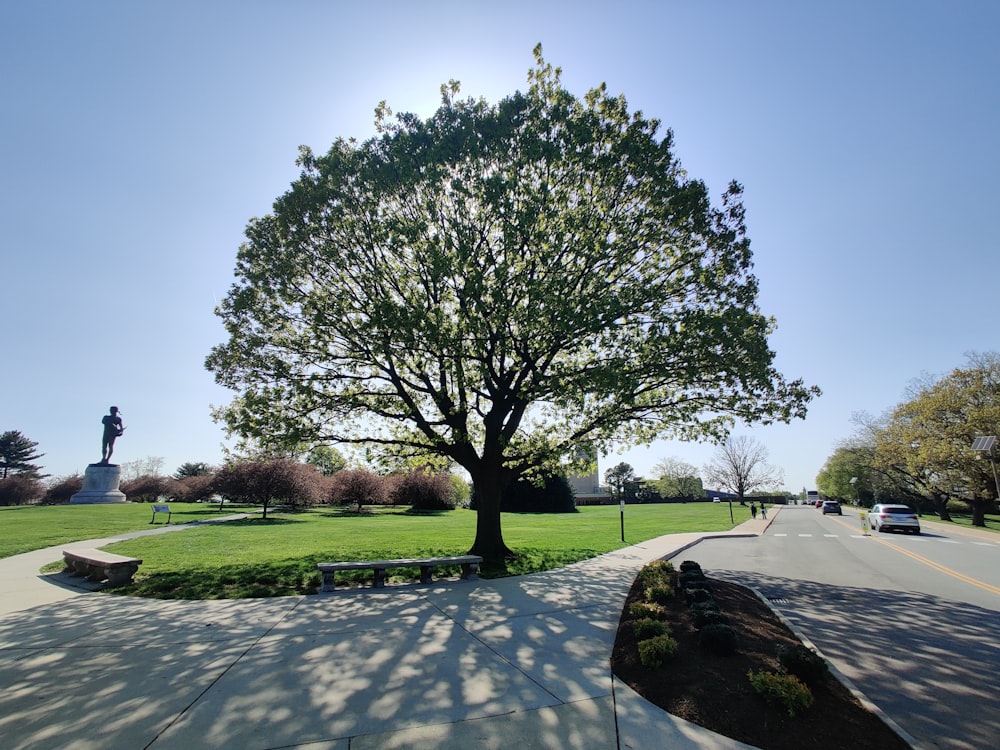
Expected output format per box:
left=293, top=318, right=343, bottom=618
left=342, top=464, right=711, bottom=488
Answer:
left=630, top=559, right=679, bottom=668
left=746, top=610, right=827, bottom=717
left=677, top=560, right=738, bottom=656
left=747, top=670, right=814, bottom=716
left=676, top=560, right=826, bottom=718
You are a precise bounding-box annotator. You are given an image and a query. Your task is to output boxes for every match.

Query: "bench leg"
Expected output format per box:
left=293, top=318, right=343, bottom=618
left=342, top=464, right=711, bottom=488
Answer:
left=373, top=568, right=387, bottom=588
left=320, top=571, right=337, bottom=592
left=105, top=565, right=138, bottom=587
left=460, top=562, right=479, bottom=580
left=419, top=565, right=433, bottom=584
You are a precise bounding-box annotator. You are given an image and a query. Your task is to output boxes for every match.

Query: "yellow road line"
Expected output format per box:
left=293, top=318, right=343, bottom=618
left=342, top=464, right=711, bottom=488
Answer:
left=875, top=537, right=1000, bottom=597
left=831, top=513, right=1000, bottom=597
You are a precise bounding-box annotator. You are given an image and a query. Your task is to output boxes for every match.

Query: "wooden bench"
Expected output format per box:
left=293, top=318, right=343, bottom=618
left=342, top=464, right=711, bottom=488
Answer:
left=317, top=555, right=483, bottom=592
left=151, top=504, right=172, bottom=524
left=63, top=548, right=143, bottom=587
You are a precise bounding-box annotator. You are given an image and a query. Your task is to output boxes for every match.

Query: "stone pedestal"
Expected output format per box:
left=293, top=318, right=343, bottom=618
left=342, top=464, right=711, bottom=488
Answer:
left=70, top=464, right=127, bottom=504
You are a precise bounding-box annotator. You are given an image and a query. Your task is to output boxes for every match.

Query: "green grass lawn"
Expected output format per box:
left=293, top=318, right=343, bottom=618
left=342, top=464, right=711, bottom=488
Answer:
left=9, top=501, right=747, bottom=599
left=926, top=512, right=1000, bottom=532
left=0, top=502, right=246, bottom=558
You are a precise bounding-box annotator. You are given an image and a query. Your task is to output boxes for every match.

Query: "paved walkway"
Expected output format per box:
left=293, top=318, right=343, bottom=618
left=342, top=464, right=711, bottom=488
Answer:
left=0, top=510, right=777, bottom=750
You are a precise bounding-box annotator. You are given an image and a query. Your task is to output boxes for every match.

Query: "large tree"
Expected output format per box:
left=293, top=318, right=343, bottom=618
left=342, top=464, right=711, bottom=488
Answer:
left=704, top=436, right=783, bottom=505
left=816, top=441, right=875, bottom=504
left=214, top=458, right=323, bottom=519
left=0, top=430, right=45, bottom=479
left=604, top=462, right=636, bottom=499
left=207, top=48, right=818, bottom=562
left=651, top=456, right=704, bottom=500
left=873, top=352, right=1000, bottom=526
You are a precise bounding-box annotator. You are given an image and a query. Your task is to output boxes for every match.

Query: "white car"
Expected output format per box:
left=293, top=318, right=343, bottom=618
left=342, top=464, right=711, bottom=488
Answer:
left=867, top=504, right=920, bottom=535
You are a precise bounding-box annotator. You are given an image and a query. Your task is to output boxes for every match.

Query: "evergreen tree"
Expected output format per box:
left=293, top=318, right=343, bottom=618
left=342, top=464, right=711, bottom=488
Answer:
left=0, top=431, right=45, bottom=479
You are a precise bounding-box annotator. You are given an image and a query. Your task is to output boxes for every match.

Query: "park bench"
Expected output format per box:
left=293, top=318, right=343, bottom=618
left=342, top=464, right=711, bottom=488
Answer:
left=317, top=555, right=483, bottom=592
left=151, top=504, right=172, bottom=523
left=62, top=548, right=143, bottom=587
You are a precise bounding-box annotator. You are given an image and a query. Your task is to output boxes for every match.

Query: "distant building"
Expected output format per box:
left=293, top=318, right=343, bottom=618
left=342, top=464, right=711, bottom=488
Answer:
left=566, top=444, right=612, bottom=504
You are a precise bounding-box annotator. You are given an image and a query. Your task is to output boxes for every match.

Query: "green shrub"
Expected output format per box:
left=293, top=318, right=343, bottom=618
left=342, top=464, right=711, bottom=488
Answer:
left=679, top=570, right=707, bottom=586
left=633, top=617, right=669, bottom=640
left=682, top=576, right=709, bottom=588
left=638, top=633, right=678, bottom=668
left=776, top=644, right=828, bottom=685
left=679, top=560, right=702, bottom=573
left=645, top=584, right=674, bottom=604
left=684, top=587, right=712, bottom=604
left=638, top=560, right=674, bottom=588
left=629, top=601, right=663, bottom=620
left=693, top=609, right=729, bottom=629
left=698, top=623, right=738, bottom=655
left=646, top=559, right=675, bottom=577
left=748, top=670, right=814, bottom=716
left=690, top=600, right=720, bottom=615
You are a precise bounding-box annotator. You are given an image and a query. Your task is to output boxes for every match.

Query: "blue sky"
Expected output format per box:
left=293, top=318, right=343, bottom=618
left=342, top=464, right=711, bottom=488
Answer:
left=3, top=1, right=997, bottom=493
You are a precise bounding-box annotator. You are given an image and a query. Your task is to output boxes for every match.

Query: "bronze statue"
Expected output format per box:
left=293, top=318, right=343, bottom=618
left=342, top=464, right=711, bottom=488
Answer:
left=101, top=406, right=125, bottom=464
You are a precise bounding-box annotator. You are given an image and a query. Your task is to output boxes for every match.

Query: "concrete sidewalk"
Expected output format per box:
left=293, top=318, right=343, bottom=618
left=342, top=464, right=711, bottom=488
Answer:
left=0, top=511, right=776, bottom=750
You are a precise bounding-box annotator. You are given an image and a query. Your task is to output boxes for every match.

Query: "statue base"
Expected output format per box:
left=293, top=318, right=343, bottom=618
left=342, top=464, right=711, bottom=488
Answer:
left=70, top=464, right=127, bottom=504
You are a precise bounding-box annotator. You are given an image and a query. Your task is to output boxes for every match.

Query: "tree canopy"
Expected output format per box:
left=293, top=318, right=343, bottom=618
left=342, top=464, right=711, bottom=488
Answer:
left=872, top=352, right=999, bottom=525
left=651, top=456, right=704, bottom=499
left=604, top=462, right=636, bottom=499
left=815, top=442, right=876, bottom=504
left=207, top=47, right=818, bottom=562
left=174, top=461, right=213, bottom=479
left=816, top=352, right=1000, bottom=524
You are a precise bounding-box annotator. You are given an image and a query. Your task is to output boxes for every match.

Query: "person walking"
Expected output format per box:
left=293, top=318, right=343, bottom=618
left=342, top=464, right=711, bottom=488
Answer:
left=750, top=501, right=758, bottom=519
left=760, top=504, right=767, bottom=519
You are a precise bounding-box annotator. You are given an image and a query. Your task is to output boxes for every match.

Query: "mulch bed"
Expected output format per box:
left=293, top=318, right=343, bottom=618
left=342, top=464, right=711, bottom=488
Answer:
left=610, top=570, right=912, bottom=750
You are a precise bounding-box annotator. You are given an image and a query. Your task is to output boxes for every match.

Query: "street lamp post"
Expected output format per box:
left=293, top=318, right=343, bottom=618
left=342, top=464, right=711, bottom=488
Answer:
left=620, top=498, right=625, bottom=542
left=849, top=476, right=859, bottom=506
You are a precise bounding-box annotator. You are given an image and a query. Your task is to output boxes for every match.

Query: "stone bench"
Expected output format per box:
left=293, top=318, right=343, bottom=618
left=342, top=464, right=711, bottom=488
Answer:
left=318, top=555, right=483, bottom=592
left=63, top=548, right=143, bottom=587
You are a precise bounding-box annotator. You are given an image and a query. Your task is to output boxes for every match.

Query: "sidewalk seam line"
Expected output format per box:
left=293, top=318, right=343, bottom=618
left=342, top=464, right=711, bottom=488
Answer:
left=141, top=596, right=306, bottom=750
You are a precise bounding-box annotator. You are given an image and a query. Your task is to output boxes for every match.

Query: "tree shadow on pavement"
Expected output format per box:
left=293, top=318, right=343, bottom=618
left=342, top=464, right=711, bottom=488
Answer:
left=704, top=569, right=1000, bottom=750
left=0, top=553, right=649, bottom=749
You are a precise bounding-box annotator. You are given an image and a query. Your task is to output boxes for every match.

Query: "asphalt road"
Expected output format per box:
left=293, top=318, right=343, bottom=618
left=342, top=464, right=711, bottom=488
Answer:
left=685, top=504, right=1000, bottom=750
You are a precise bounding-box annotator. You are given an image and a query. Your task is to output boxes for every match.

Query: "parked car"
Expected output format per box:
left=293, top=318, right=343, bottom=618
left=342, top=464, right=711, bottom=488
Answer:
left=821, top=500, right=842, bottom=515
left=867, top=504, right=920, bottom=534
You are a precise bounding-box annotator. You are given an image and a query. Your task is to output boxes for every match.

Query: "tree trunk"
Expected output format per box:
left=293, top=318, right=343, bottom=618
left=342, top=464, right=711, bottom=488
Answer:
left=970, top=499, right=988, bottom=527
left=468, top=471, right=514, bottom=566
left=932, top=495, right=952, bottom=522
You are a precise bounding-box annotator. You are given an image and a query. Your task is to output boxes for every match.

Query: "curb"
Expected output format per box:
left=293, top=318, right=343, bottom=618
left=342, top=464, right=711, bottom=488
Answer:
left=751, top=587, right=924, bottom=750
